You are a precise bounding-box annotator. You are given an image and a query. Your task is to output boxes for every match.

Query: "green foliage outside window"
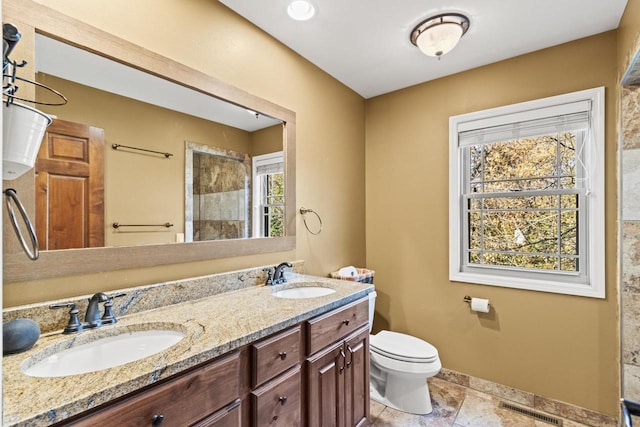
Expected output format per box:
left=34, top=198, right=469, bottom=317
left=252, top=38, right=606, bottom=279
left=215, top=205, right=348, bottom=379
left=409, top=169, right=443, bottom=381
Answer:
left=466, top=132, right=580, bottom=272
left=263, top=173, right=285, bottom=237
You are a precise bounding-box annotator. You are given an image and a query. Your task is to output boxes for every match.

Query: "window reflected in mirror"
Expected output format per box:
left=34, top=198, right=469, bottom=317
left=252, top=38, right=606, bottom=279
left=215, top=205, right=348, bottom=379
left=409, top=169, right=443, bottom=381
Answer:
left=252, top=152, right=285, bottom=238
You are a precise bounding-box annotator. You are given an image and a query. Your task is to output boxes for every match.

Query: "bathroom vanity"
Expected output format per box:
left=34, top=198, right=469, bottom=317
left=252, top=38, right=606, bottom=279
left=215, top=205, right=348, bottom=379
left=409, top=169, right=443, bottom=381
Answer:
left=2, top=269, right=373, bottom=426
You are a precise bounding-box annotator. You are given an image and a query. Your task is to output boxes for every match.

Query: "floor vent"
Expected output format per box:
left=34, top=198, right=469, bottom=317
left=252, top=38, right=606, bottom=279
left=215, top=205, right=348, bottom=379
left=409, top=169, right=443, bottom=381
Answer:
left=498, top=401, right=563, bottom=426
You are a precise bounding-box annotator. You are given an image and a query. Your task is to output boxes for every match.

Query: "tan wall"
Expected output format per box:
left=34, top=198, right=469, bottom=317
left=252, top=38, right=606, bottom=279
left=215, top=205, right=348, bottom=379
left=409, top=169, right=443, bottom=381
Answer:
left=3, top=0, right=366, bottom=305
left=37, top=74, right=253, bottom=247
left=365, top=32, right=619, bottom=415
left=251, top=125, right=284, bottom=157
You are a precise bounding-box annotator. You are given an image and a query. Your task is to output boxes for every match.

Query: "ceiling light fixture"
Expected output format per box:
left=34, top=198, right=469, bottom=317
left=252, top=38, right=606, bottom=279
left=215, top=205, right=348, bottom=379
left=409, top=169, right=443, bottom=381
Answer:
left=287, top=0, right=316, bottom=21
left=410, top=13, right=470, bottom=59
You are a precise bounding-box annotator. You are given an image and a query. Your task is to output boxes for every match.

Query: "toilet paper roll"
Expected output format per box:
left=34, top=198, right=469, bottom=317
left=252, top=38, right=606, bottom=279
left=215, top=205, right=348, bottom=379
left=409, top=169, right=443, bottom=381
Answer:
left=471, top=298, right=490, bottom=313
left=338, top=266, right=357, bottom=277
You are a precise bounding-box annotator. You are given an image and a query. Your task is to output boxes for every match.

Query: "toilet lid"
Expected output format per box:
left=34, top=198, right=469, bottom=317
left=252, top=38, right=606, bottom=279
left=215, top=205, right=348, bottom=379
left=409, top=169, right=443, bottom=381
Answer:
left=370, top=330, right=438, bottom=363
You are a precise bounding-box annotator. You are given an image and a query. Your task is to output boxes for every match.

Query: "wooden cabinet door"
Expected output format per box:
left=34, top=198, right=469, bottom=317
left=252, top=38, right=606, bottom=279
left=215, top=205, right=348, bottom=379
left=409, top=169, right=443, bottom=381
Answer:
left=307, top=342, right=345, bottom=427
left=344, top=327, right=370, bottom=427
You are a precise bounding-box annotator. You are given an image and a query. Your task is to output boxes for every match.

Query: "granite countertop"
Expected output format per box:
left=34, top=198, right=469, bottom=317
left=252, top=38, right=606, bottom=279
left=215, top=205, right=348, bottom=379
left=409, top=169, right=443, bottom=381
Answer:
left=3, top=273, right=373, bottom=426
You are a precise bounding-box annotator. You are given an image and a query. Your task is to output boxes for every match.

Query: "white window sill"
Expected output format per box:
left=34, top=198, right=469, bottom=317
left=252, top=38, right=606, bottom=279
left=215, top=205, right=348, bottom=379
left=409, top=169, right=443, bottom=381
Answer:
left=449, top=270, right=605, bottom=298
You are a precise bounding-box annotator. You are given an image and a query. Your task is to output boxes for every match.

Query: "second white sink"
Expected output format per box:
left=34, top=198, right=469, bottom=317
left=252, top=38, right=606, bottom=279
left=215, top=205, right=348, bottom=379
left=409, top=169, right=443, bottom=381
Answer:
left=22, top=329, right=185, bottom=377
left=272, top=286, right=336, bottom=299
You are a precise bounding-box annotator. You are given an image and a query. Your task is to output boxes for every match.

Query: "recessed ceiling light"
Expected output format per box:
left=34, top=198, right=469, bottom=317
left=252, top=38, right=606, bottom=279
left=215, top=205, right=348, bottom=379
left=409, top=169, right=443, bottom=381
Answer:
left=287, top=0, right=316, bottom=21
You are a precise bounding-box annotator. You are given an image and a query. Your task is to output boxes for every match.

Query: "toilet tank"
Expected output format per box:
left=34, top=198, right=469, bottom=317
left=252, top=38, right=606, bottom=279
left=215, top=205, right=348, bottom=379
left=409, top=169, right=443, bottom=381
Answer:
left=368, top=290, right=377, bottom=332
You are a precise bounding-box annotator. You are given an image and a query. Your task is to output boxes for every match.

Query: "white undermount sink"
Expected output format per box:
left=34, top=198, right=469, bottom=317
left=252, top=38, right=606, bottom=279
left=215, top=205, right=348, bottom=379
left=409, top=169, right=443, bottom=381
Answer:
left=272, top=286, right=336, bottom=299
left=21, top=329, right=185, bottom=378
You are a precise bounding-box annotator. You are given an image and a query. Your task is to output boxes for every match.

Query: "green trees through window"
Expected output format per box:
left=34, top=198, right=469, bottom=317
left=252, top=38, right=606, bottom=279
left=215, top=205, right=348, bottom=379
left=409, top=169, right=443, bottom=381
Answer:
left=465, top=132, right=581, bottom=272
left=262, top=172, right=284, bottom=237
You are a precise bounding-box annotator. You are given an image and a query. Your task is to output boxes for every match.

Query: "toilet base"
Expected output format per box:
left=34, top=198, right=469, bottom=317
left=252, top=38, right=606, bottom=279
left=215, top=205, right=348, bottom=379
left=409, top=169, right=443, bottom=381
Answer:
left=370, top=374, right=433, bottom=415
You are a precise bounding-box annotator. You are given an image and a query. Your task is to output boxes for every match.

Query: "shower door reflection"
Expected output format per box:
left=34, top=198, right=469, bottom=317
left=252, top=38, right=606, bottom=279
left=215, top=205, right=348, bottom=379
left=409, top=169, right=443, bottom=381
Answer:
left=185, top=142, right=251, bottom=241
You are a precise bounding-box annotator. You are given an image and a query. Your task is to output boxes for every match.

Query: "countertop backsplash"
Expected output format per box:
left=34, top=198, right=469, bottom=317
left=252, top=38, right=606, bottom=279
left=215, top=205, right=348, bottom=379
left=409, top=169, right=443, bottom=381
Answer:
left=3, top=261, right=305, bottom=335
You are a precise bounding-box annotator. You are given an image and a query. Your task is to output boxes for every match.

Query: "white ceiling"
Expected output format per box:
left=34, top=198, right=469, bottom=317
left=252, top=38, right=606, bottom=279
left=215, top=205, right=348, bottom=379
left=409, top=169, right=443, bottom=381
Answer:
left=219, top=0, right=629, bottom=99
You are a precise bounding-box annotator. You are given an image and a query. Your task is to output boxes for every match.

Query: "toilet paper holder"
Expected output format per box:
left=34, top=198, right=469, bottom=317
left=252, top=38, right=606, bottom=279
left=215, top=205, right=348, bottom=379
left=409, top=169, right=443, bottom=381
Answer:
left=463, top=295, right=491, bottom=313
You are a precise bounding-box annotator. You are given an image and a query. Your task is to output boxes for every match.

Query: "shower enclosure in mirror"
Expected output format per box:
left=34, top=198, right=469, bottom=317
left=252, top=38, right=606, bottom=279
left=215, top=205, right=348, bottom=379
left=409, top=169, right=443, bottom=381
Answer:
left=185, top=142, right=252, bottom=242
left=3, top=0, right=296, bottom=282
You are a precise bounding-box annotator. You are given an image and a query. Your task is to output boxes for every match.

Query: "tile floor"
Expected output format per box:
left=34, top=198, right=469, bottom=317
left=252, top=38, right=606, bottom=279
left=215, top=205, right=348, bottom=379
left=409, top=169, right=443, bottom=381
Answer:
left=370, top=377, right=591, bottom=427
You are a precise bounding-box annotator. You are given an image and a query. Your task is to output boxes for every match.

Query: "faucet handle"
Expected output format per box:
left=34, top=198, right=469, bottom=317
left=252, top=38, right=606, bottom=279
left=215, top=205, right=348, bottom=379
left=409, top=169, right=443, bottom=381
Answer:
left=101, top=292, right=126, bottom=325
left=50, top=302, right=84, bottom=334
left=108, top=292, right=127, bottom=300
left=263, top=267, right=276, bottom=285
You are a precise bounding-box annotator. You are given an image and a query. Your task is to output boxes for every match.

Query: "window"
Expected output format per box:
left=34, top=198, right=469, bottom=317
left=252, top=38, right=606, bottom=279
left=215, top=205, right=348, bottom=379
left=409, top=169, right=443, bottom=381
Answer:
left=252, top=152, right=285, bottom=238
left=449, top=88, right=605, bottom=298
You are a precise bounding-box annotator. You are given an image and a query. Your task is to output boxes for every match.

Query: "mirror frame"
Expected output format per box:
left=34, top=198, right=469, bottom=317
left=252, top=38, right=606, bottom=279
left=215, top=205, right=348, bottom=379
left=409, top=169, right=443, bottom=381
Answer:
left=3, top=0, right=296, bottom=282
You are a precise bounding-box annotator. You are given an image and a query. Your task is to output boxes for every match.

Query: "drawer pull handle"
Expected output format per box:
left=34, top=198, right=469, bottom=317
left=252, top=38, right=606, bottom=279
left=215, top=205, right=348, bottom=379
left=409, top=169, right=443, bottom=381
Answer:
left=339, top=348, right=346, bottom=373
left=151, top=414, right=164, bottom=426
left=342, top=319, right=350, bottom=326
left=278, top=351, right=287, bottom=360
left=279, top=396, right=288, bottom=405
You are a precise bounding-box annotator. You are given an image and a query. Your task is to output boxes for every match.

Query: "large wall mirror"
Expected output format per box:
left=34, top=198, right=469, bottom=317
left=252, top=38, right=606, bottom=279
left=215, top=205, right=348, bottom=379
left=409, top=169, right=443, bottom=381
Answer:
left=3, top=0, right=296, bottom=282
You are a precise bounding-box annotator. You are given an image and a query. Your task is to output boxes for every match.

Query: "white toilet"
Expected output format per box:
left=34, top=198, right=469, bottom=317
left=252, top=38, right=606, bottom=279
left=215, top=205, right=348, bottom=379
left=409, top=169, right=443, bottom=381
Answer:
left=367, top=291, right=441, bottom=415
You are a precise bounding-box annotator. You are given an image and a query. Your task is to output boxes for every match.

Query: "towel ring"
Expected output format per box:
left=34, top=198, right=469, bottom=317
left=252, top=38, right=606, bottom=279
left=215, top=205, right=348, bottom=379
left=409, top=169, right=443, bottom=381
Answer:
left=300, top=207, right=323, bottom=235
left=4, top=188, right=39, bottom=260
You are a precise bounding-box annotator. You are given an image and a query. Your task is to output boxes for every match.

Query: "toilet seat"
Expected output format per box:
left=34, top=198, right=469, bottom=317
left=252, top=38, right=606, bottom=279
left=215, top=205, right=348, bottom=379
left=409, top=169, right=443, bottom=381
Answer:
left=370, top=330, right=438, bottom=363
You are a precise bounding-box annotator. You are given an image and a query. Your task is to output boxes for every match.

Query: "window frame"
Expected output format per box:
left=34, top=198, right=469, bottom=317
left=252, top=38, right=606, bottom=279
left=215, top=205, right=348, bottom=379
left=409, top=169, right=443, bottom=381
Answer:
left=449, top=87, right=605, bottom=298
left=252, top=151, right=285, bottom=238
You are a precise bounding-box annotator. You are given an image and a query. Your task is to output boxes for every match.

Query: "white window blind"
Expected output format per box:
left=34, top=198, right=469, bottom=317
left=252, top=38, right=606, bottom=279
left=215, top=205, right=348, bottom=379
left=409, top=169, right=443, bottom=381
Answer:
left=458, top=101, right=591, bottom=147
left=255, top=161, right=284, bottom=175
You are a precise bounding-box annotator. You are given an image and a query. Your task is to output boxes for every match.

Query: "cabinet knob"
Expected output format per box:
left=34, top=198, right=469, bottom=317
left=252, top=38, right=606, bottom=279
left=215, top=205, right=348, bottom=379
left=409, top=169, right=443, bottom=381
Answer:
left=279, top=396, right=288, bottom=405
left=151, top=414, right=164, bottom=426
left=278, top=351, right=287, bottom=360
left=342, top=319, right=350, bottom=326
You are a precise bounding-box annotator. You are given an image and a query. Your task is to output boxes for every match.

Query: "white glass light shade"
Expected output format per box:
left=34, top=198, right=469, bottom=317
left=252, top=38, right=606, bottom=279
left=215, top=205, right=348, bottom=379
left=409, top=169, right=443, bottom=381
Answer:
left=416, top=22, right=464, bottom=57
left=287, top=0, right=316, bottom=21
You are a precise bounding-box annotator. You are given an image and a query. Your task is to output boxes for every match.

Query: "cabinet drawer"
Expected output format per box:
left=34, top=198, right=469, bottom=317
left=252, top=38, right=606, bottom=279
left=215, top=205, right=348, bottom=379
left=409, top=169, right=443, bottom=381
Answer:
left=191, top=399, right=241, bottom=427
left=251, top=367, right=301, bottom=427
left=307, top=298, right=369, bottom=355
left=71, top=352, right=241, bottom=427
left=252, top=325, right=301, bottom=387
